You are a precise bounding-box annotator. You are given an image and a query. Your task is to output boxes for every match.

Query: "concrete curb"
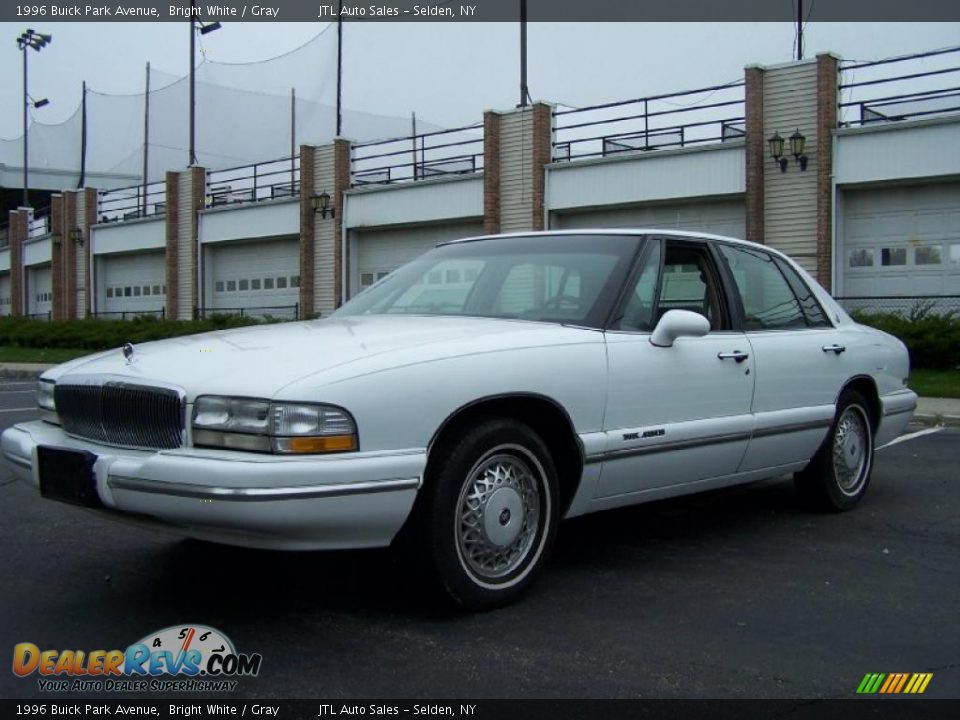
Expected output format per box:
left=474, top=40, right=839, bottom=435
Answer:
left=0, top=364, right=56, bottom=380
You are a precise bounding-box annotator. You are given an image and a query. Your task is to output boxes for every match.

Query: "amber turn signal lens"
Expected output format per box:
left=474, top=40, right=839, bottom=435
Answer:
left=284, top=435, right=358, bottom=454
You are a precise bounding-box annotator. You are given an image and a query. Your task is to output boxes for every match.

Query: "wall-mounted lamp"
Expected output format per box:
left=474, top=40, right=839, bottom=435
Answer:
left=769, top=129, right=808, bottom=172
left=789, top=128, right=808, bottom=171
left=768, top=131, right=787, bottom=172
left=69, top=227, right=83, bottom=246
left=311, top=191, right=335, bottom=219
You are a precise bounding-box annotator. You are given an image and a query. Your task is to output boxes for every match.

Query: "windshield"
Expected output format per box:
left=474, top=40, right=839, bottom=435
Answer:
left=334, top=234, right=642, bottom=328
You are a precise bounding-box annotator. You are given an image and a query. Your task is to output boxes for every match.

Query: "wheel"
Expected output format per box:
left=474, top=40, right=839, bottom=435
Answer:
left=420, top=418, right=559, bottom=610
left=795, top=389, right=875, bottom=511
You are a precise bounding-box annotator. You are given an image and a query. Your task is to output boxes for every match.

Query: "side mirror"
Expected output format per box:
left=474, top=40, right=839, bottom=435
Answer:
left=650, top=309, right=710, bottom=348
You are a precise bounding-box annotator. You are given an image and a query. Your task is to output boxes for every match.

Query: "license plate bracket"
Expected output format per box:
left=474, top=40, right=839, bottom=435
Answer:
left=37, top=446, right=102, bottom=508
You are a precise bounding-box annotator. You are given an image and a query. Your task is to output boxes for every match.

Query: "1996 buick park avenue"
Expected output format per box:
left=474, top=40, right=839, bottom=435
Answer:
left=2, top=231, right=916, bottom=609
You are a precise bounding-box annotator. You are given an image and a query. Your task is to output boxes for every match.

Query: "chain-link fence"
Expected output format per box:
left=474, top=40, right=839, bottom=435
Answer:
left=835, top=295, right=960, bottom=318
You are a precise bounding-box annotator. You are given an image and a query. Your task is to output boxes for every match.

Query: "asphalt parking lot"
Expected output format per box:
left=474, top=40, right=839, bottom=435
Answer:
left=0, top=379, right=957, bottom=700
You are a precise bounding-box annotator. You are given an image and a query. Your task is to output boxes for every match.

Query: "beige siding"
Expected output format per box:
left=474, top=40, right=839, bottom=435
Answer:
left=499, top=109, right=535, bottom=232
left=177, top=170, right=194, bottom=320
left=763, top=60, right=818, bottom=266
left=314, top=144, right=337, bottom=316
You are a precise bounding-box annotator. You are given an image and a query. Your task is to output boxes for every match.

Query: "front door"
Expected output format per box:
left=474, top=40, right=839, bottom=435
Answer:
left=597, top=237, right=755, bottom=499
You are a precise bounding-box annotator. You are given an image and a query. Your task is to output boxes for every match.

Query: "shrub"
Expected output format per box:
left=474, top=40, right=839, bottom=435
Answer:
left=852, top=303, right=960, bottom=370
left=0, top=314, right=261, bottom=353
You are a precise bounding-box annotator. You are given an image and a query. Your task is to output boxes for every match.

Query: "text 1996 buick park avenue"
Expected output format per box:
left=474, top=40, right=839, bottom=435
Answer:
left=2, top=231, right=916, bottom=609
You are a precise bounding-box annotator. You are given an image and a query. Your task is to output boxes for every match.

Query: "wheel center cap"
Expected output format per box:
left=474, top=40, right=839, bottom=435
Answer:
left=844, top=436, right=861, bottom=470
left=483, top=488, right=523, bottom=548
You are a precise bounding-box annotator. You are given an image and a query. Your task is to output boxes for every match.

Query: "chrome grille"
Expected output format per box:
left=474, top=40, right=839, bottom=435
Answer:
left=55, top=382, right=184, bottom=450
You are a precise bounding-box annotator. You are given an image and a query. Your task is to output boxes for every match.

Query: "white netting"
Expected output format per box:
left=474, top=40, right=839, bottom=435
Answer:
left=0, top=25, right=441, bottom=187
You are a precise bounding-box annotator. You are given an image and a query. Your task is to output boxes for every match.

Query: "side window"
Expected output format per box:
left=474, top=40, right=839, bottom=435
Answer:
left=616, top=240, right=661, bottom=331
left=718, top=244, right=807, bottom=331
left=654, top=241, right=727, bottom=330
left=774, top=257, right=832, bottom=328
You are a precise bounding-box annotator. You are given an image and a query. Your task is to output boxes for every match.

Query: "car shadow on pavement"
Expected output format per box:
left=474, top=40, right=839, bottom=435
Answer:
left=143, top=475, right=804, bottom=618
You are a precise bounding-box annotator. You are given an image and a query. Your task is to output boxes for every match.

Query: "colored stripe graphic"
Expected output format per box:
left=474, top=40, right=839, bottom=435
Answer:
left=857, top=672, right=932, bottom=694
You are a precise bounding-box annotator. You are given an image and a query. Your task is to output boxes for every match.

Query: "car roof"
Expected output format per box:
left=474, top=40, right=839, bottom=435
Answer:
left=441, top=229, right=783, bottom=257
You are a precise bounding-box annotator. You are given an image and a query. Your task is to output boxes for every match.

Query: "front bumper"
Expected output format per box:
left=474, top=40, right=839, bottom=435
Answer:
left=2, top=421, right=425, bottom=550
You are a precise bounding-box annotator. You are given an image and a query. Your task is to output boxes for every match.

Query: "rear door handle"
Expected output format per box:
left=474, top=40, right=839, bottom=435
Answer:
left=822, top=344, right=846, bottom=354
left=717, top=350, right=749, bottom=363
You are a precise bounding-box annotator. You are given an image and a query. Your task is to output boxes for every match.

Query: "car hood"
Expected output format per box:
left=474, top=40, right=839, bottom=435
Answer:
left=44, top=315, right=595, bottom=400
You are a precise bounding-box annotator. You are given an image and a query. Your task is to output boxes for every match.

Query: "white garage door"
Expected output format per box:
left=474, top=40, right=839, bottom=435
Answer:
left=352, top=221, right=484, bottom=296
left=208, top=238, right=300, bottom=318
left=551, top=198, right=746, bottom=239
left=27, top=265, right=52, bottom=318
left=840, top=183, right=960, bottom=298
left=101, top=251, right=166, bottom=317
left=0, top=273, right=10, bottom=317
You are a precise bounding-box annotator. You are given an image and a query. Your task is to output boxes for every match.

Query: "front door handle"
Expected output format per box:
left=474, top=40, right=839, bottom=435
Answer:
left=717, top=350, right=749, bottom=363
left=822, top=344, right=846, bottom=354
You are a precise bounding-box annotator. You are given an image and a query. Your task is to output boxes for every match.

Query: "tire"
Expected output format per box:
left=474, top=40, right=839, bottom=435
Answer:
left=795, top=389, right=875, bottom=512
left=420, top=418, right=559, bottom=610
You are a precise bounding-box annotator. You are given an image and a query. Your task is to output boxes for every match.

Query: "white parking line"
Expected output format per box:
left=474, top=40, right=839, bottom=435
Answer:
left=0, top=391, right=36, bottom=394
left=0, top=407, right=37, bottom=413
left=878, top=426, right=944, bottom=450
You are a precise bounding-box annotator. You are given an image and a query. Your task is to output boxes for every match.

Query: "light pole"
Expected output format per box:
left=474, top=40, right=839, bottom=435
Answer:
left=16, top=28, right=52, bottom=208
left=189, top=16, right=221, bottom=166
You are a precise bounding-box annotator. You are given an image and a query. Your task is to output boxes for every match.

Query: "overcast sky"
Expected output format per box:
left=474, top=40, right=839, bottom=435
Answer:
left=0, top=21, right=958, bottom=139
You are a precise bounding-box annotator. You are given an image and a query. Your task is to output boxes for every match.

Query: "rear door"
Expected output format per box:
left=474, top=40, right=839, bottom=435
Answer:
left=715, top=243, right=849, bottom=472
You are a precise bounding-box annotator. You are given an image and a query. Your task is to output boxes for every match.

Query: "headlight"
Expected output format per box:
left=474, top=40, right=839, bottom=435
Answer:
left=192, top=396, right=358, bottom=454
left=37, top=380, right=59, bottom=425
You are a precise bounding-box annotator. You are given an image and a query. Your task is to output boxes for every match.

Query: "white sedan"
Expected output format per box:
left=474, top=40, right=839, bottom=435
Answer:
left=2, top=231, right=916, bottom=609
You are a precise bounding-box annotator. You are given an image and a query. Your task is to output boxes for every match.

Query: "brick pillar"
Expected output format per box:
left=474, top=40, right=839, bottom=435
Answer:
left=50, top=195, right=64, bottom=320
left=302, top=139, right=351, bottom=316
left=744, top=65, right=765, bottom=244
left=815, top=53, right=839, bottom=291
left=333, top=138, right=350, bottom=307
left=165, top=171, right=179, bottom=319
left=483, top=110, right=502, bottom=235
left=531, top=103, right=552, bottom=231
left=165, top=167, right=205, bottom=320
left=8, top=209, right=28, bottom=316
left=484, top=102, right=554, bottom=235
left=81, top=187, right=97, bottom=317
left=63, top=191, right=78, bottom=319
left=299, top=144, right=316, bottom=316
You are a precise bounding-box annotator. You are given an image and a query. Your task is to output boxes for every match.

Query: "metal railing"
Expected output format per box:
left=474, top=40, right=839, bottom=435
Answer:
left=24, top=311, right=52, bottom=321
left=98, top=181, right=167, bottom=224
left=836, top=295, right=960, bottom=317
left=351, top=124, right=484, bottom=187
left=89, top=308, right=166, bottom=320
left=553, top=81, right=745, bottom=162
left=839, top=46, right=960, bottom=127
left=27, top=207, right=52, bottom=240
left=194, top=303, right=299, bottom=321
left=205, top=155, right=300, bottom=209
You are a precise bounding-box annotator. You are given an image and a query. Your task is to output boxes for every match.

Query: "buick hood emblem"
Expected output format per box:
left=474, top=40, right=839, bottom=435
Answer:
left=122, top=343, right=135, bottom=362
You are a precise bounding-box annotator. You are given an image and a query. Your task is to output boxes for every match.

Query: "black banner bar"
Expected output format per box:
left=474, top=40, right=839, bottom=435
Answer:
left=2, top=0, right=959, bottom=23
left=2, top=700, right=960, bottom=720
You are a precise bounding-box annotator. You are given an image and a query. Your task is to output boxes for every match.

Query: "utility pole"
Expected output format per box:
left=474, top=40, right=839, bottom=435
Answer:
left=519, top=0, right=529, bottom=107
left=796, top=0, right=804, bottom=61
left=337, top=1, right=343, bottom=136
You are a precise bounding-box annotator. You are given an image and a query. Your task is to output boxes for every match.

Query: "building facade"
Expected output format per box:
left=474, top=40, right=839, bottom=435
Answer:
left=2, top=51, right=958, bottom=321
